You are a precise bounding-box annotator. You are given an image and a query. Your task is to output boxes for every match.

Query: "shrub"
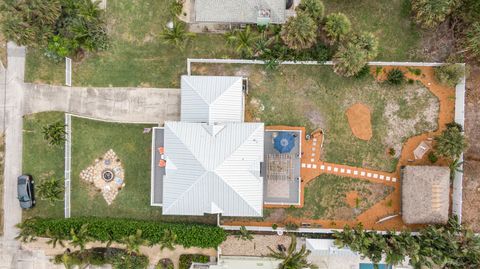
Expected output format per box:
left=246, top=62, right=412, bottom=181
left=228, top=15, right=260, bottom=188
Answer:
left=285, top=222, right=299, bottom=230
left=388, top=148, right=396, bottom=156
left=411, top=0, right=459, bottom=29
left=386, top=68, right=405, bottom=85
left=36, top=177, right=64, bottom=205
left=465, top=22, right=480, bottom=59
left=435, top=124, right=467, bottom=159
left=161, top=21, right=195, bottom=50
left=281, top=13, right=317, bottom=50
left=446, top=121, right=464, bottom=132
left=324, top=13, right=351, bottom=42
left=42, top=121, right=66, bottom=146
left=428, top=152, right=438, bottom=163
left=18, top=217, right=227, bottom=248
left=54, top=248, right=149, bottom=269
left=310, top=43, right=333, bottom=62
left=350, top=32, right=379, bottom=60
left=179, top=254, right=209, bottom=269
left=297, top=0, right=325, bottom=22
left=354, top=65, right=371, bottom=79
left=168, top=0, right=183, bottom=17
left=407, top=67, right=422, bottom=76
left=434, top=64, right=464, bottom=87
left=333, top=42, right=368, bottom=77
left=272, top=223, right=278, bottom=230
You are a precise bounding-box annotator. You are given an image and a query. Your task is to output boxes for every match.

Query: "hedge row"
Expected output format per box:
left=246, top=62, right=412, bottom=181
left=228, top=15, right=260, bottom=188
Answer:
left=22, top=217, right=227, bottom=248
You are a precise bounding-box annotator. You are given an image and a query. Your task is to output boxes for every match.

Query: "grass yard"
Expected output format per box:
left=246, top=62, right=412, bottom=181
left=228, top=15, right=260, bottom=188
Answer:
left=193, top=64, right=439, bottom=172
left=70, top=116, right=215, bottom=224
left=22, top=112, right=65, bottom=219
left=25, top=0, right=422, bottom=88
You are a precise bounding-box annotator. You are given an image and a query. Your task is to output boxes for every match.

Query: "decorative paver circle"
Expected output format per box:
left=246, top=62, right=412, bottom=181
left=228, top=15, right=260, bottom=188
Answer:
left=80, top=149, right=125, bottom=205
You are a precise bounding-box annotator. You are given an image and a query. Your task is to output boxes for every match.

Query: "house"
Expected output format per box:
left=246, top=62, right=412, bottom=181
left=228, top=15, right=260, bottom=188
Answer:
left=151, top=75, right=302, bottom=217
left=191, top=0, right=292, bottom=25
left=401, top=166, right=450, bottom=224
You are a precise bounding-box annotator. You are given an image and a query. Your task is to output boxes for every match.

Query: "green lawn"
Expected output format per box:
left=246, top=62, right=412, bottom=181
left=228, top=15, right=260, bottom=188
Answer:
left=193, top=63, right=439, bottom=172
left=70, top=116, right=215, bottom=224
left=25, top=0, right=422, bottom=88
left=22, top=112, right=65, bottom=219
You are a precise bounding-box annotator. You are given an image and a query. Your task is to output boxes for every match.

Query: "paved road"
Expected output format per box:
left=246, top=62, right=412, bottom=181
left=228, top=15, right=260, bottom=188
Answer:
left=24, top=84, right=180, bottom=123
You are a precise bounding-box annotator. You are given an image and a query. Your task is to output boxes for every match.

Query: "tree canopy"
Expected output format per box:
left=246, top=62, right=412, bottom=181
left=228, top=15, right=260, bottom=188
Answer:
left=281, top=13, right=318, bottom=50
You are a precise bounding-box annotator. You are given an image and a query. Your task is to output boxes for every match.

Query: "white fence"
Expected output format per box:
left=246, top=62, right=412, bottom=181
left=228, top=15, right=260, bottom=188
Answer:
left=65, top=57, right=72, bottom=87
left=64, top=114, right=72, bottom=218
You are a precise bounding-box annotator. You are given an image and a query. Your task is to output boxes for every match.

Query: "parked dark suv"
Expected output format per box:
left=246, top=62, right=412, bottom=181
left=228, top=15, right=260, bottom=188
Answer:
left=17, top=175, right=35, bottom=209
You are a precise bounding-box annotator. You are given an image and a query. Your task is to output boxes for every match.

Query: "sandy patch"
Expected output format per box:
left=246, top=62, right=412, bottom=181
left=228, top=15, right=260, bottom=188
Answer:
left=220, top=235, right=291, bottom=256
left=345, top=191, right=359, bottom=208
left=345, top=103, right=373, bottom=140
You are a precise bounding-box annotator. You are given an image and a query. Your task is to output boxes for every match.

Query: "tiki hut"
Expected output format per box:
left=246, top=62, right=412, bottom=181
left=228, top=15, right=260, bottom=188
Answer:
left=401, top=166, right=450, bottom=225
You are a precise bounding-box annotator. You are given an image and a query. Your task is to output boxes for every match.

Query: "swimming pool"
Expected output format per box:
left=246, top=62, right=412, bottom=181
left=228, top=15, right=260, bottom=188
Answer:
left=359, top=263, right=392, bottom=269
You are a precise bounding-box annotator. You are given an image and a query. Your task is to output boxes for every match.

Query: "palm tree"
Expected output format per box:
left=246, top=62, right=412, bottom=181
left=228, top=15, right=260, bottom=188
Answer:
left=435, top=124, right=467, bottom=159
left=120, top=229, right=150, bottom=255
left=449, top=158, right=464, bottom=180
left=236, top=226, right=253, bottom=241
left=412, top=0, right=459, bottom=29
left=37, top=177, right=64, bottom=205
left=333, top=42, right=368, bottom=77
left=42, top=121, right=67, bottom=146
left=297, top=0, right=325, bottom=22
left=160, top=21, right=195, bottom=50
left=159, top=229, right=177, bottom=250
left=226, top=26, right=258, bottom=58
left=46, top=228, right=66, bottom=248
left=15, top=222, right=37, bottom=243
left=269, top=235, right=317, bottom=269
left=69, top=224, right=93, bottom=252
left=351, top=31, right=379, bottom=60
left=281, top=13, right=317, bottom=50
left=324, top=12, right=351, bottom=42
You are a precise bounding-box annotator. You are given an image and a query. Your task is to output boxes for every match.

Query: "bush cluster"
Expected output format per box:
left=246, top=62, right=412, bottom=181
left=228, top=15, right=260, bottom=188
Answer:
left=21, top=217, right=227, bottom=248
left=54, top=247, right=149, bottom=269
left=434, top=64, right=464, bottom=87
left=179, top=254, right=210, bottom=269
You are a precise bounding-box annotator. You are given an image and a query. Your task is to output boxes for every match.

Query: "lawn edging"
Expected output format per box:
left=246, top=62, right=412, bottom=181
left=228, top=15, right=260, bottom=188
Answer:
left=20, top=217, right=227, bottom=249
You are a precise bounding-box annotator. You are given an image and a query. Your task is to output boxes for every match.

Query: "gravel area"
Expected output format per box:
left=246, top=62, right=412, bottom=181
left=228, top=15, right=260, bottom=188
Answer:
left=220, top=235, right=291, bottom=256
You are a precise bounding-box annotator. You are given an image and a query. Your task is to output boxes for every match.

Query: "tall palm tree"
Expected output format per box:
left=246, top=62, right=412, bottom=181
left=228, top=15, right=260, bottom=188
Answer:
left=120, top=229, right=150, bottom=255
left=324, top=12, right=351, bottom=42
left=269, top=235, right=317, bottom=269
left=160, top=21, right=195, bottom=50
left=333, top=42, right=368, bottom=77
left=159, top=229, right=177, bottom=250
left=69, top=224, right=93, bottom=252
left=281, top=13, right=317, bottom=50
left=37, top=177, right=64, bottom=205
left=435, top=125, right=467, bottom=159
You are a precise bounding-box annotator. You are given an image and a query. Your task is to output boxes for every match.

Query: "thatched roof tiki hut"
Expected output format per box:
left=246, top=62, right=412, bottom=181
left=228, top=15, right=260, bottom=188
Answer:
left=401, top=166, right=450, bottom=225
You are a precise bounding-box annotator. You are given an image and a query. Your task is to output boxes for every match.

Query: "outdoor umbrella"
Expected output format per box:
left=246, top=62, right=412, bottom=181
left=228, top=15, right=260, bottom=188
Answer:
left=273, top=132, right=295, bottom=153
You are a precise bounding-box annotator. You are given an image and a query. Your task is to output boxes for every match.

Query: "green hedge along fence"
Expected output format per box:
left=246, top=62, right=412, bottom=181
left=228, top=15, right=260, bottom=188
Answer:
left=20, top=217, right=227, bottom=248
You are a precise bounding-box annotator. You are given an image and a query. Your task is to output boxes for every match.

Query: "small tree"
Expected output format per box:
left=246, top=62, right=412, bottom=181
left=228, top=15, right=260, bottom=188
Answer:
left=324, top=13, right=351, bottom=42
left=46, top=228, right=66, bottom=248
left=297, top=0, right=325, bottom=22
left=411, top=0, right=459, bottom=29
left=160, top=21, right=195, bottom=50
left=159, top=229, right=177, bottom=250
left=69, top=224, right=93, bottom=252
left=226, top=26, right=258, bottom=58
left=236, top=226, right=253, bottom=241
left=269, top=235, right=317, bottom=269
left=386, top=68, right=405, bottom=85
left=465, top=22, right=480, bottom=59
left=120, top=229, right=150, bottom=255
left=0, top=0, right=61, bottom=46
left=281, top=13, right=317, bottom=50
left=333, top=42, right=367, bottom=77
left=351, top=32, right=379, bottom=60
left=42, top=122, right=67, bottom=146
left=434, top=64, right=464, bottom=87
left=37, top=177, right=64, bottom=205
left=435, top=124, right=467, bottom=159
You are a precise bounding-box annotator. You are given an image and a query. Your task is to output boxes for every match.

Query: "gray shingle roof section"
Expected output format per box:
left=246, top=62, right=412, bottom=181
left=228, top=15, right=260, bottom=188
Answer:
left=181, top=75, right=244, bottom=124
left=401, top=166, right=450, bottom=224
left=194, top=0, right=287, bottom=24
left=162, top=121, right=264, bottom=217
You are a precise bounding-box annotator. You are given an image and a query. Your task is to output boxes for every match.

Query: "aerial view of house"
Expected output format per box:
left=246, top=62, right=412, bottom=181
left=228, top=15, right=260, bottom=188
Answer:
left=0, top=0, right=479, bottom=268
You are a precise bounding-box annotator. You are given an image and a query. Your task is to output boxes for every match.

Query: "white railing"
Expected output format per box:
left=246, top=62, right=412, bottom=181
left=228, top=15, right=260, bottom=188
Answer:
left=64, top=114, right=72, bottom=218
left=65, top=57, right=72, bottom=87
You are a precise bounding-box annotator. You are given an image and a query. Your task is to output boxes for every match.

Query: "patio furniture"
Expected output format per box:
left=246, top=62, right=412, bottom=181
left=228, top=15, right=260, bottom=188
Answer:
left=158, top=159, right=166, bottom=167
left=273, top=132, right=295, bottom=153
left=413, top=141, right=432, bottom=160
left=158, top=147, right=165, bottom=154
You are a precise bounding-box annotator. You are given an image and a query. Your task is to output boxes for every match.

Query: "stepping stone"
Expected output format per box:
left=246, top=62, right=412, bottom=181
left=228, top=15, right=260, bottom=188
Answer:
left=373, top=174, right=378, bottom=179
left=320, top=165, right=325, bottom=170
left=334, top=167, right=339, bottom=172
left=340, top=168, right=345, bottom=173
left=386, top=176, right=391, bottom=181
left=312, top=147, right=315, bottom=151
left=361, top=171, right=366, bottom=176
left=307, top=164, right=312, bottom=168
left=313, top=142, right=316, bottom=146
left=354, top=171, right=358, bottom=175
left=313, top=164, right=317, bottom=169
left=311, top=158, right=314, bottom=162
left=379, top=175, right=384, bottom=180
left=392, top=178, right=397, bottom=182
left=312, top=153, right=315, bottom=156
left=347, top=169, right=351, bottom=174
left=367, top=173, right=372, bottom=177
left=327, top=166, right=332, bottom=171
left=313, top=138, right=317, bottom=142
left=301, top=163, right=306, bottom=168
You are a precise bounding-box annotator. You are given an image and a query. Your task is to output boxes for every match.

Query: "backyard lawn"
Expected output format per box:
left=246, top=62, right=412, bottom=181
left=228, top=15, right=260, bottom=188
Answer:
left=193, top=63, right=439, bottom=172
left=22, top=112, right=65, bottom=219
left=25, top=0, right=421, bottom=88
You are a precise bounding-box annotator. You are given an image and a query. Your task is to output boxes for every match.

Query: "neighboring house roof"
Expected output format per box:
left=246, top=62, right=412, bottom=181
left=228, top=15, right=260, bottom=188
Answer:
left=181, top=75, right=244, bottom=124
left=162, top=121, right=264, bottom=217
left=401, top=166, right=450, bottom=224
left=194, top=0, right=287, bottom=24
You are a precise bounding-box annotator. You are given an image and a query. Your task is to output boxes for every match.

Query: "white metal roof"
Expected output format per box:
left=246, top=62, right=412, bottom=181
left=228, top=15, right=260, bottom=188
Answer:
left=181, top=75, right=244, bottom=124
left=162, top=121, right=264, bottom=217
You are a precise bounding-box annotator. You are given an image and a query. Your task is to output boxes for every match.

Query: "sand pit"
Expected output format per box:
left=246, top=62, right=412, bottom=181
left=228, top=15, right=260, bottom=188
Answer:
left=346, top=103, right=373, bottom=141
